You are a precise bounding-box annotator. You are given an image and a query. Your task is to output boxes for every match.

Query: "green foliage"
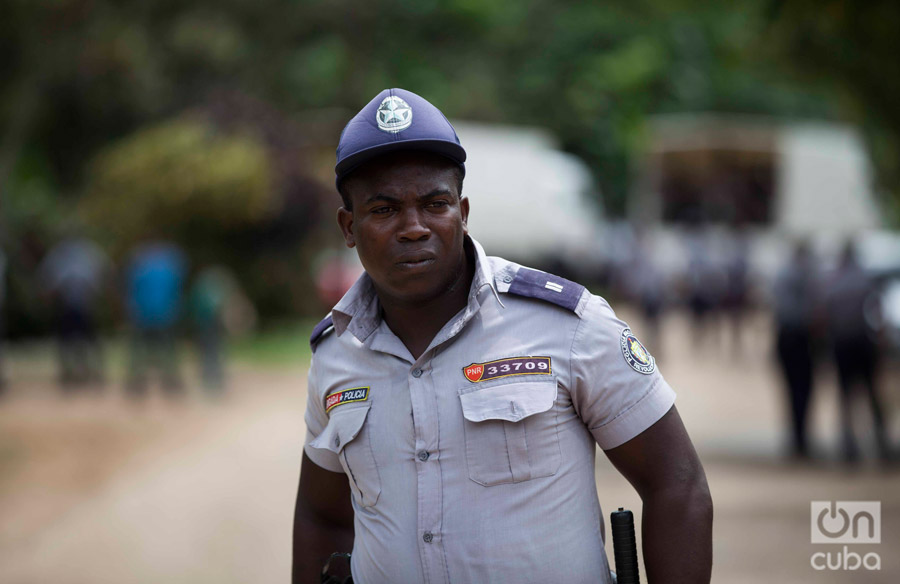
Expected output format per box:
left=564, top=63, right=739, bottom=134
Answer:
left=7, top=0, right=891, bottom=217
left=764, top=0, right=900, bottom=219
left=2, top=151, right=68, bottom=337
left=4, top=150, right=67, bottom=234
left=81, top=118, right=272, bottom=253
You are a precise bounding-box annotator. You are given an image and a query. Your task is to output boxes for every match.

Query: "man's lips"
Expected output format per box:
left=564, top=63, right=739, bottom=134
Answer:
left=394, top=253, right=436, bottom=269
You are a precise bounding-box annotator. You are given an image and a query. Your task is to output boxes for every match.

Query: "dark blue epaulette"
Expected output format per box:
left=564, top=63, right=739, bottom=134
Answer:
left=505, top=267, right=585, bottom=313
left=309, top=314, right=334, bottom=352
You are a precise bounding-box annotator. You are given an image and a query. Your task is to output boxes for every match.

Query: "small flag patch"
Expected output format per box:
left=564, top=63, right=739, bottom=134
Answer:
left=325, top=387, right=369, bottom=413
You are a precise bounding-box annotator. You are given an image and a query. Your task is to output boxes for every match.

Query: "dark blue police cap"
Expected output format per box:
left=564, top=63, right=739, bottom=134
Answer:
left=335, top=88, right=466, bottom=189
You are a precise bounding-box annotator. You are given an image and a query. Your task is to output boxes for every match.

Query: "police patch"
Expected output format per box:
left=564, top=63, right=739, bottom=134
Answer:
left=325, top=387, right=369, bottom=413
left=620, top=328, right=655, bottom=374
left=463, top=356, right=551, bottom=383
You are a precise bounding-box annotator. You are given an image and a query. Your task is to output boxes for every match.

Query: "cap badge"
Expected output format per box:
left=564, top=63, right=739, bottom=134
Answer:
left=376, top=96, right=413, bottom=133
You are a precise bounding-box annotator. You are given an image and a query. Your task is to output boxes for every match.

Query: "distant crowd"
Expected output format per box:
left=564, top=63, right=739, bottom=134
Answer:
left=609, top=226, right=895, bottom=465
left=0, top=237, right=254, bottom=398
left=773, top=241, right=891, bottom=464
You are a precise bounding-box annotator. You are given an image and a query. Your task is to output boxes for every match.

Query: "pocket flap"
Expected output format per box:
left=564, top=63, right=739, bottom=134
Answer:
left=459, top=380, right=557, bottom=423
left=309, top=405, right=370, bottom=454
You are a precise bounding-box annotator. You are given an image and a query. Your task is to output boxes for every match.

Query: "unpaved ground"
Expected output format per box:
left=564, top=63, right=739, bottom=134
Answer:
left=0, top=365, right=306, bottom=584
left=0, top=311, right=898, bottom=583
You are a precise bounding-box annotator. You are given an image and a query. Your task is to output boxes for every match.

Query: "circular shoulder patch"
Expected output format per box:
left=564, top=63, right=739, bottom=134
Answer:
left=376, top=96, right=413, bottom=133
left=620, top=328, right=655, bottom=375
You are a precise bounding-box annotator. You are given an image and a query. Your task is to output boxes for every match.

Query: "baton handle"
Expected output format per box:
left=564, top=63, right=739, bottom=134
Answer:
left=611, top=508, right=640, bottom=584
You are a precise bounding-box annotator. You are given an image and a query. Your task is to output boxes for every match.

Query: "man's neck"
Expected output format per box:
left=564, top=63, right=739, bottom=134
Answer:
left=378, top=249, right=476, bottom=361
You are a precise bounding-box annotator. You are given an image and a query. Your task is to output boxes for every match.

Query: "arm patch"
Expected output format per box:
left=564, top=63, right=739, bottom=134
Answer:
left=506, top=267, right=585, bottom=312
left=309, top=314, right=334, bottom=352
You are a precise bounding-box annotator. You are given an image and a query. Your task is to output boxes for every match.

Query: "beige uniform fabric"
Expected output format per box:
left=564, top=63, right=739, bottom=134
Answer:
left=304, top=237, right=676, bottom=584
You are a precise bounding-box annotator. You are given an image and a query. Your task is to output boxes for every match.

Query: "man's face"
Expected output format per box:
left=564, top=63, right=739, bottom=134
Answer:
left=337, top=152, right=470, bottom=307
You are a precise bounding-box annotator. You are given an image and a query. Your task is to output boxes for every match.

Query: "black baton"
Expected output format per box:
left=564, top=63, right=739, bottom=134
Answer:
left=611, top=508, right=640, bottom=584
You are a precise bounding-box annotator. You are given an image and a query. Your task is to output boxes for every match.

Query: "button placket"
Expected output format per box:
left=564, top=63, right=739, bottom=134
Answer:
left=408, top=355, right=447, bottom=583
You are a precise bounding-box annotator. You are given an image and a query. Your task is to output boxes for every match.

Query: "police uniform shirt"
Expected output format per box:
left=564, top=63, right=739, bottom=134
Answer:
left=304, top=237, right=676, bottom=584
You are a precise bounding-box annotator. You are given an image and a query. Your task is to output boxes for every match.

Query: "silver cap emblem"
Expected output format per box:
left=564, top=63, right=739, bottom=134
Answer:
left=376, top=96, right=413, bottom=133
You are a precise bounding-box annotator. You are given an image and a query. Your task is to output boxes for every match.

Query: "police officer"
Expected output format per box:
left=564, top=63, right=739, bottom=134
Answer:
left=824, top=241, right=891, bottom=463
left=293, top=89, right=712, bottom=583
left=772, top=241, right=818, bottom=458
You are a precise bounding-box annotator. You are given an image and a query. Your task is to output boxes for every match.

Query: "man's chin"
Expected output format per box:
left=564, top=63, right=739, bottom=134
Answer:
left=381, top=279, right=449, bottom=306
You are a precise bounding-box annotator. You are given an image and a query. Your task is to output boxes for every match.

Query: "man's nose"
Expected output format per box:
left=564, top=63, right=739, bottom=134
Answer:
left=397, top=208, right=430, bottom=241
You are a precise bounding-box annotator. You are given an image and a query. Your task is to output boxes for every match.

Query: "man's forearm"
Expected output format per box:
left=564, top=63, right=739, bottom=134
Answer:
left=640, top=483, right=713, bottom=583
left=292, top=507, right=354, bottom=584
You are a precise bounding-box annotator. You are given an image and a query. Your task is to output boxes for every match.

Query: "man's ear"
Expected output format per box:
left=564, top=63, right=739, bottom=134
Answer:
left=336, top=207, right=355, bottom=248
left=460, top=196, right=470, bottom=236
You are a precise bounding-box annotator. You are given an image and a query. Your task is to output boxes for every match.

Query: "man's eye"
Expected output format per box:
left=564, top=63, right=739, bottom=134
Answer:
left=427, top=200, right=449, bottom=209
left=371, top=206, right=393, bottom=214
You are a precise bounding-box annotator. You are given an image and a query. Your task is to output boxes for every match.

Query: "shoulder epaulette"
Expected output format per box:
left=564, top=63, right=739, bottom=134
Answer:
left=309, top=314, right=334, bottom=352
left=506, top=267, right=585, bottom=312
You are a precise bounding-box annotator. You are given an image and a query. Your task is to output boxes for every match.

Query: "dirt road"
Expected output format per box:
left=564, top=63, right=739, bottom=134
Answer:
left=1, top=311, right=898, bottom=583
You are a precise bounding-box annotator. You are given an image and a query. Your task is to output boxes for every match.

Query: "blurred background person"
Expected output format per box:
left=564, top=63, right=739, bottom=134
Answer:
left=630, top=241, right=667, bottom=359
left=124, top=240, right=187, bottom=397
left=188, top=265, right=256, bottom=393
left=38, top=235, right=110, bottom=390
left=685, top=228, right=726, bottom=345
left=772, top=241, right=819, bottom=459
left=723, top=230, right=751, bottom=356
left=188, top=266, right=229, bottom=392
left=824, top=240, right=892, bottom=463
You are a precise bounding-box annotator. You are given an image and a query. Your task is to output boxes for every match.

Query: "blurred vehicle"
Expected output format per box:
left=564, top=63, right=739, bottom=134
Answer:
left=453, top=122, right=606, bottom=281
left=629, top=114, right=887, bottom=303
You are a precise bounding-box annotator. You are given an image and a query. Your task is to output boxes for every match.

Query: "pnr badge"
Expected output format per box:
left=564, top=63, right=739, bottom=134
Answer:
left=621, top=328, right=655, bottom=375
left=376, top=96, right=413, bottom=133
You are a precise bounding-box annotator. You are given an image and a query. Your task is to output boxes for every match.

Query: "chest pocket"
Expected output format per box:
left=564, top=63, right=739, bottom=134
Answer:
left=309, top=404, right=381, bottom=508
left=458, top=378, right=561, bottom=487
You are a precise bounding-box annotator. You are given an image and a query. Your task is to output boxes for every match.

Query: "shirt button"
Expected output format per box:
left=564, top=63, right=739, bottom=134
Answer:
left=417, top=450, right=430, bottom=461
left=423, top=531, right=434, bottom=543
left=503, top=275, right=513, bottom=283
left=412, top=368, right=423, bottom=378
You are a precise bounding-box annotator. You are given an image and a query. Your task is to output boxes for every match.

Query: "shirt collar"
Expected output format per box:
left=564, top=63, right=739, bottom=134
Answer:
left=331, top=235, right=499, bottom=345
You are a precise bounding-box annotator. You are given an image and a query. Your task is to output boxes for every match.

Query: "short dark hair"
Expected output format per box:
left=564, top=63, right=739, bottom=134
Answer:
left=338, top=159, right=464, bottom=211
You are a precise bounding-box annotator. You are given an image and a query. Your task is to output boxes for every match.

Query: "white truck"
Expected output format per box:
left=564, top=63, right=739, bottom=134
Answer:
left=452, top=121, right=606, bottom=278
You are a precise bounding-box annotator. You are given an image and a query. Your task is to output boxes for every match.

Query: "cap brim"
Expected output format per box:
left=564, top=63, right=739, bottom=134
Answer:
left=335, top=139, right=467, bottom=186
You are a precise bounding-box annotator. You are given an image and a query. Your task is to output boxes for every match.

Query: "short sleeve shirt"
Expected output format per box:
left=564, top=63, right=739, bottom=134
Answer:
left=303, top=237, right=676, bottom=584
